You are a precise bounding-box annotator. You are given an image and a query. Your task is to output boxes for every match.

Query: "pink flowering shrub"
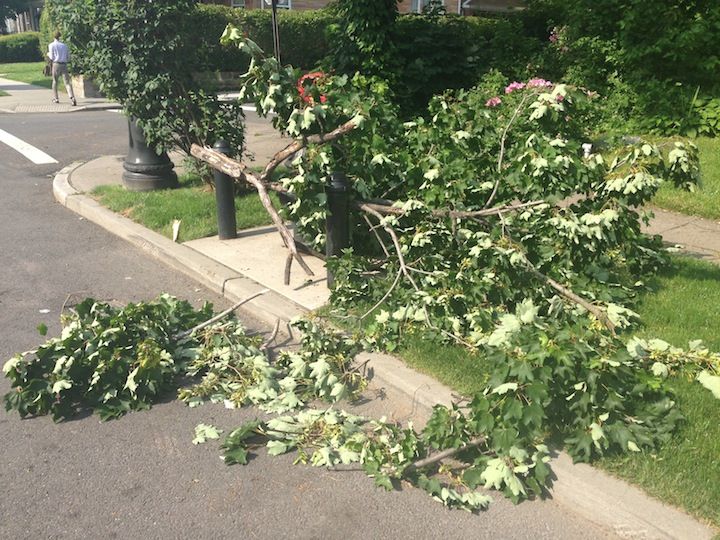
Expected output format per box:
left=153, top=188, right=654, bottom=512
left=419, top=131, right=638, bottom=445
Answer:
left=527, top=78, right=554, bottom=89
left=504, top=81, right=526, bottom=94
left=485, top=96, right=502, bottom=107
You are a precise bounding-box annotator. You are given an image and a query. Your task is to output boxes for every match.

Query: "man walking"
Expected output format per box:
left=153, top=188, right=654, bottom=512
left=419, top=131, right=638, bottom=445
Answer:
left=47, top=31, right=76, bottom=106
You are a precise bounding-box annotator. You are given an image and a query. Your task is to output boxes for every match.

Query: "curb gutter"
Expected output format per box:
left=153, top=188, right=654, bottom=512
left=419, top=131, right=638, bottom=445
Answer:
left=54, top=160, right=716, bottom=540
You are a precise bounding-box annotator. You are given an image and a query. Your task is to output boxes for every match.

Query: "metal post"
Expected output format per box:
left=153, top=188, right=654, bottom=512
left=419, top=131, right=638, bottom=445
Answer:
left=213, top=140, right=238, bottom=240
left=325, top=172, right=350, bottom=288
left=270, top=0, right=281, bottom=63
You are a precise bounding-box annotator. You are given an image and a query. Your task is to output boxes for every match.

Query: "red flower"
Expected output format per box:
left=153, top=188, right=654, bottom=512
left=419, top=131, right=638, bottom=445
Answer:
left=297, top=71, right=328, bottom=106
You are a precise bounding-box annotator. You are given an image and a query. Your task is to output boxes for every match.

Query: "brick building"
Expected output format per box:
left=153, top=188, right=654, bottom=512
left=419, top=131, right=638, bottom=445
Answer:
left=202, top=1, right=525, bottom=15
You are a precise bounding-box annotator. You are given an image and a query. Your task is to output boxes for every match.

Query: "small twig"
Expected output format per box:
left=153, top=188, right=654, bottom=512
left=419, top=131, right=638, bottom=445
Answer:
left=485, top=94, right=530, bottom=209
left=360, top=267, right=403, bottom=321
left=527, top=264, right=616, bottom=334
left=176, top=289, right=270, bottom=339
left=346, top=357, right=371, bottom=377
left=363, top=214, right=391, bottom=258
left=261, top=319, right=281, bottom=350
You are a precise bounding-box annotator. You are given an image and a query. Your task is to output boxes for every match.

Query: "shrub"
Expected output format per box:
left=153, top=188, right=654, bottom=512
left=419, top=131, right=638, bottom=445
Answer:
left=392, top=14, right=544, bottom=115
left=0, top=32, right=42, bottom=63
left=524, top=0, right=720, bottom=136
left=48, top=0, right=245, bottom=156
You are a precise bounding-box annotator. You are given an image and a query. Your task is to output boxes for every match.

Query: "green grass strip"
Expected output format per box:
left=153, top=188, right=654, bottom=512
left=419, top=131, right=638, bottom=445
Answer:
left=0, top=61, right=56, bottom=89
left=600, top=256, right=720, bottom=528
left=92, top=176, right=274, bottom=242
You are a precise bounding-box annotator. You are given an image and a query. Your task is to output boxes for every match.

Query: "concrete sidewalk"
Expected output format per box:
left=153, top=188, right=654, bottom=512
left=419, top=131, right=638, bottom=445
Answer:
left=53, top=148, right=718, bottom=539
left=0, top=76, right=119, bottom=113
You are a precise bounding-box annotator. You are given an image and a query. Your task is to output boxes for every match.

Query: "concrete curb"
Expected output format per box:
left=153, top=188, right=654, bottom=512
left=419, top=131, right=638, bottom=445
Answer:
left=0, top=103, right=121, bottom=114
left=53, top=160, right=716, bottom=540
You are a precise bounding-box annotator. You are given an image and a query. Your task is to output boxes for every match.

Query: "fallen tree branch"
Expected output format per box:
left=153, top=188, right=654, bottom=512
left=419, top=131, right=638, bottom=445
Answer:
left=176, top=289, right=270, bottom=339
left=191, top=144, right=314, bottom=285
left=260, top=118, right=360, bottom=183
left=406, top=436, right=487, bottom=472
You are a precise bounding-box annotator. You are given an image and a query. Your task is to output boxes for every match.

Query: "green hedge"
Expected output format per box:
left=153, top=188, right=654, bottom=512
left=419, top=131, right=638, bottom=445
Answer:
left=193, top=5, right=332, bottom=73
left=393, top=14, right=543, bottom=110
left=0, top=32, right=43, bottom=63
left=43, top=1, right=541, bottom=112
left=194, top=6, right=542, bottom=112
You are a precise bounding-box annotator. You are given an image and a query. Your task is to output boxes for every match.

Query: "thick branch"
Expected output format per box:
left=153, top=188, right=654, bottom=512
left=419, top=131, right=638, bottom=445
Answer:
left=406, top=436, right=486, bottom=471
left=243, top=169, right=315, bottom=282
left=527, top=265, right=616, bottom=334
left=356, top=200, right=545, bottom=220
left=259, top=118, right=361, bottom=183
left=191, top=144, right=314, bottom=284
left=191, top=143, right=247, bottom=178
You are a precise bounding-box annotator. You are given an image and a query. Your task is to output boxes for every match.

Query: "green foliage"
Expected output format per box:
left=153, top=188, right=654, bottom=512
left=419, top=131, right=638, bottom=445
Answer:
left=194, top=4, right=333, bottom=74
left=47, top=0, right=244, bottom=154
left=91, top=178, right=274, bottom=242
left=392, top=15, right=543, bottom=115
left=324, top=0, right=400, bottom=82
left=3, top=295, right=211, bottom=421
left=178, top=318, right=366, bottom=413
left=0, top=32, right=41, bottom=63
left=525, top=0, right=720, bottom=136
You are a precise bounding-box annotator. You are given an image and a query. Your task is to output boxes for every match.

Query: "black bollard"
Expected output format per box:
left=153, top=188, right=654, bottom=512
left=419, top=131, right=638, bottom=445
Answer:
left=213, top=140, right=238, bottom=240
left=325, top=172, right=350, bottom=288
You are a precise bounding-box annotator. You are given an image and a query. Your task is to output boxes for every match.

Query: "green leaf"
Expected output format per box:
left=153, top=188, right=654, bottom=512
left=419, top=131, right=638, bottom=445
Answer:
left=222, top=446, right=249, bottom=466
left=51, top=379, right=72, bottom=394
left=492, top=382, right=518, bottom=395
left=697, top=371, right=720, bottom=399
left=37, top=323, right=48, bottom=336
left=373, top=474, right=394, bottom=491
left=266, top=440, right=290, bottom=456
left=193, top=423, right=223, bottom=445
left=462, top=466, right=484, bottom=488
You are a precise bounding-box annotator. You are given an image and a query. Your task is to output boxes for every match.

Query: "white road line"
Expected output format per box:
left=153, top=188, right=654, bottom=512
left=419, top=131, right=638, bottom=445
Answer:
left=0, top=128, right=58, bottom=164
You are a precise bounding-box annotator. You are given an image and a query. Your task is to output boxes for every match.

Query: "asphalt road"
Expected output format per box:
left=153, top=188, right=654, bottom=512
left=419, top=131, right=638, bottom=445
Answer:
left=0, top=111, right=613, bottom=539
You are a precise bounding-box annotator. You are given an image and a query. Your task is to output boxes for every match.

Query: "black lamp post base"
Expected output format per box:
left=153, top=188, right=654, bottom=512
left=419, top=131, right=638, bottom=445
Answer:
left=121, top=168, right=178, bottom=192
left=122, top=118, right=179, bottom=192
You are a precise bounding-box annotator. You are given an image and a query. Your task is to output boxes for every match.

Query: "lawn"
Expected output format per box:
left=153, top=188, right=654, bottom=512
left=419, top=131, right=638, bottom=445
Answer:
left=600, top=256, right=720, bottom=528
left=0, top=61, right=55, bottom=89
left=652, top=137, right=720, bottom=220
left=92, top=175, right=274, bottom=242
left=0, top=61, right=72, bottom=99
